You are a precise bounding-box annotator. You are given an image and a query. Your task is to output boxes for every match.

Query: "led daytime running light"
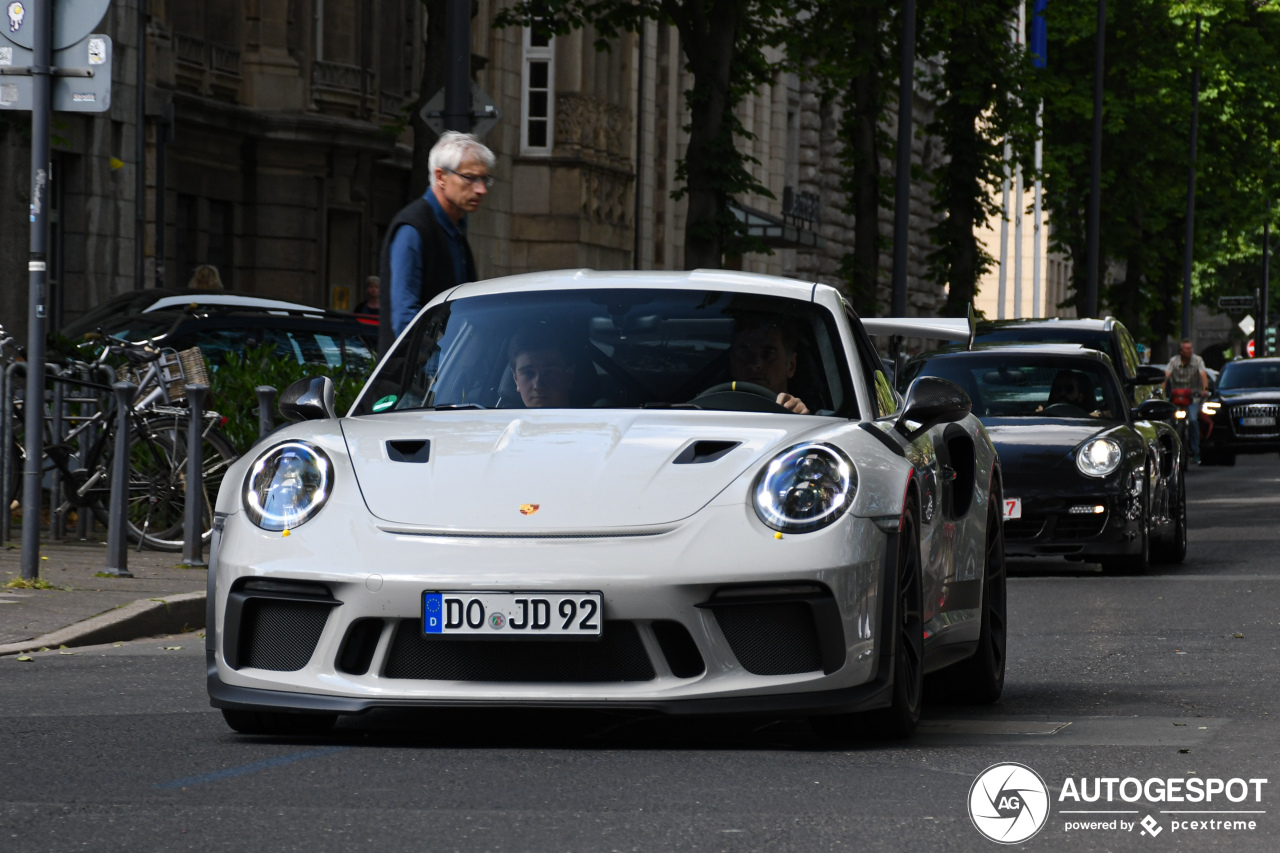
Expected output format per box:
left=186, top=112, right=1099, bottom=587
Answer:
left=242, top=441, right=333, bottom=531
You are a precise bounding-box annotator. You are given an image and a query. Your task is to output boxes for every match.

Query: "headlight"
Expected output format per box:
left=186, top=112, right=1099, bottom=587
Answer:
left=753, top=443, right=856, bottom=533
left=1201, top=401, right=1220, bottom=415
left=242, top=441, right=333, bottom=531
left=1076, top=437, right=1122, bottom=478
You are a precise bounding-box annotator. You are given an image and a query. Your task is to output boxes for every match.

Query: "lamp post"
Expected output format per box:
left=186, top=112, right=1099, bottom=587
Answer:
left=1085, top=0, right=1105, bottom=319
left=1180, top=15, right=1202, bottom=341
left=890, top=0, right=916, bottom=318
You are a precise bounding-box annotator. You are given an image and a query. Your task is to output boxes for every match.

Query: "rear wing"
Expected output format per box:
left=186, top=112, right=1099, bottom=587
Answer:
left=861, top=304, right=976, bottom=351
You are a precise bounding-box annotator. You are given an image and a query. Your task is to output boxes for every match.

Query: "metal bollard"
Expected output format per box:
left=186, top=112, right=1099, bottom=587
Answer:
left=0, top=360, right=20, bottom=545
left=103, top=382, right=137, bottom=578
left=50, top=369, right=65, bottom=541
left=255, top=385, right=277, bottom=439
left=180, top=384, right=209, bottom=568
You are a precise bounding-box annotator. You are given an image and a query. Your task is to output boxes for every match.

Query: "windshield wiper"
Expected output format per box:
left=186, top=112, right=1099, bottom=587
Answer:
left=427, top=403, right=487, bottom=411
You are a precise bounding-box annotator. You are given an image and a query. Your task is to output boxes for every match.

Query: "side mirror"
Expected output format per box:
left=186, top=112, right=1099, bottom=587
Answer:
left=279, top=376, right=336, bottom=422
left=1135, top=398, right=1176, bottom=422
left=895, top=377, right=971, bottom=441
left=1132, top=365, right=1167, bottom=386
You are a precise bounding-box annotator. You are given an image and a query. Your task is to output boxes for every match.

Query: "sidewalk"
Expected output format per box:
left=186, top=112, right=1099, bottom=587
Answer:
left=0, top=537, right=206, bottom=652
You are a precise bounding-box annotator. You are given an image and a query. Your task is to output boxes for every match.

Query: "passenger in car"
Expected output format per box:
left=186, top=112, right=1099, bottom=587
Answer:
left=508, top=327, right=578, bottom=408
left=729, top=317, right=810, bottom=413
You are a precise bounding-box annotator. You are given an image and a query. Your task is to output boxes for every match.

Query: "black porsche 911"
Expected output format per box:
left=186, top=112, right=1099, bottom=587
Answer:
left=1199, top=357, right=1280, bottom=466
left=899, top=345, right=1185, bottom=574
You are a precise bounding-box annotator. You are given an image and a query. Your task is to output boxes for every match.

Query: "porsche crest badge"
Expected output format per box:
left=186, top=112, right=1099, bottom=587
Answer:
left=519, top=504, right=540, bottom=516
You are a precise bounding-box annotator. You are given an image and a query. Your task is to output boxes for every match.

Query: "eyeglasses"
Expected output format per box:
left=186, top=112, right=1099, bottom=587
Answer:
left=444, top=168, right=495, bottom=188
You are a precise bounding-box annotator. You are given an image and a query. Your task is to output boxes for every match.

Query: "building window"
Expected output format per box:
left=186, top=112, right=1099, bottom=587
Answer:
left=521, top=26, right=554, bottom=155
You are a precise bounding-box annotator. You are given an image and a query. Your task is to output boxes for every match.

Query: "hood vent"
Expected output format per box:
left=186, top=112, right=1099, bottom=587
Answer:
left=387, top=439, right=430, bottom=463
left=673, top=440, right=740, bottom=465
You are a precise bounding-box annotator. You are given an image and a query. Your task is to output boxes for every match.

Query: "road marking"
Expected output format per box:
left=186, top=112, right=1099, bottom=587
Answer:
left=153, top=747, right=346, bottom=789
left=918, top=720, right=1069, bottom=735
left=1012, top=575, right=1280, bottom=582
left=1190, top=527, right=1280, bottom=541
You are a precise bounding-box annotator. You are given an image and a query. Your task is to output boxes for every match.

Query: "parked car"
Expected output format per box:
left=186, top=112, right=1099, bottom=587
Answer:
left=1199, top=357, right=1280, bottom=466
left=206, top=270, right=1006, bottom=739
left=972, top=318, right=1166, bottom=406
left=91, top=307, right=379, bottom=373
left=899, top=344, right=1186, bottom=574
left=61, top=288, right=326, bottom=340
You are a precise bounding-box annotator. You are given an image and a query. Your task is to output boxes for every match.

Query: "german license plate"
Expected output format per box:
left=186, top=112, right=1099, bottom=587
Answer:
left=1241, top=416, right=1276, bottom=427
left=422, top=591, right=603, bottom=637
left=1003, top=497, right=1023, bottom=520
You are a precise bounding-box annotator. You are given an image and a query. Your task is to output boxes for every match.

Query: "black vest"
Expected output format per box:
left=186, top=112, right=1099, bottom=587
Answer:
left=377, top=197, right=477, bottom=353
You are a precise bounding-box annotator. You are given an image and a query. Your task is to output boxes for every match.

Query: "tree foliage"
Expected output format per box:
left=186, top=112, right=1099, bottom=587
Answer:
left=1033, top=0, right=1280, bottom=344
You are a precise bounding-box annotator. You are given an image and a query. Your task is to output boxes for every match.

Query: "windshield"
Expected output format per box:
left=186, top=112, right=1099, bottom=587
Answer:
left=973, top=327, right=1117, bottom=367
left=1218, top=361, right=1280, bottom=390
left=900, top=354, right=1127, bottom=422
left=355, top=288, right=855, bottom=416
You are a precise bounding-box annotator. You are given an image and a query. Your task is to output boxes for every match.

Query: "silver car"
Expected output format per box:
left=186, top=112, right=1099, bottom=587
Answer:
left=206, top=270, right=1005, bottom=739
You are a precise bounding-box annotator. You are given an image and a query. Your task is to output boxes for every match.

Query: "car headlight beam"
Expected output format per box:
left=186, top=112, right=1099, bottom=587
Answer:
left=1076, top=437, right=1123, bottom=478
left=753, top=443, right=856, bottom=533
left=242, top=441, right=333, bottom=531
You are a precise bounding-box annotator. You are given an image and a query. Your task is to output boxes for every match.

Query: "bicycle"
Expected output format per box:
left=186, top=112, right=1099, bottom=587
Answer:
left=4, top=322, right=238, bottom=551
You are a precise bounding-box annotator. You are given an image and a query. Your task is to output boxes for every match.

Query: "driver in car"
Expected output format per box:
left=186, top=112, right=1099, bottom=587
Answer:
left=729, top=318, right=810, bottom=414
left=1038, top=369, right=1105, bottom=418
left=508, top=327, right=577, bottom=408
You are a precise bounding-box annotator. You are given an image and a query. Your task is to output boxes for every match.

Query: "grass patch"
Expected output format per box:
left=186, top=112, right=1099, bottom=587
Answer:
left=4, top=576, right=59, bottom=590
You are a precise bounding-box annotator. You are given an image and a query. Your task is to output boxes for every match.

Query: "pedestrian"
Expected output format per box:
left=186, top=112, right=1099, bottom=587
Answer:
left=1165, top=339, right=1209, bottom=464
left=188, top=264, right=224, bottom=291
left=354, top=276, right=380, bottom=316
left=379, top=131, right=494, bottom=351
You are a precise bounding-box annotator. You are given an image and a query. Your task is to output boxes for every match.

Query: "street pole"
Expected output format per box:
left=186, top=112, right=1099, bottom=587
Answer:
left=997, top=146, right=1010, bottom=320
left=890, top=0, right=916, bottom=318
left=443, top=0, right=471, bottom=133
left=1085, top=0, right=1105, bottom=319
left=155, top=107, right=170, bottom=287
left=1180, top=15, right=1201, bottom=342
left=633, top=24, right=645, bottom=271
left=1033, top=102, right=1044, bottom=318
left=134, top=1, right=146, bottom=290
left=20, top=0, right=52, bottom=580
left=1263, top=200, right=1271, bottom=358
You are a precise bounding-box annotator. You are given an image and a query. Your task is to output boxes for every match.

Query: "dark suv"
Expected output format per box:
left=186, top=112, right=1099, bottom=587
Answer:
left=973, top=317, right=1165, bottom=405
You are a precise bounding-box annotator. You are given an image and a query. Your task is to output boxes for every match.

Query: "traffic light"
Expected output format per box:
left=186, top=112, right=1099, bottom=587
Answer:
left=1268, top=326, right=1277, bottom=355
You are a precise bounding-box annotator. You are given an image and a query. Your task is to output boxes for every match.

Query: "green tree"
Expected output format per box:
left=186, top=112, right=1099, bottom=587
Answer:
left=496, top=0, right=787, bottom=268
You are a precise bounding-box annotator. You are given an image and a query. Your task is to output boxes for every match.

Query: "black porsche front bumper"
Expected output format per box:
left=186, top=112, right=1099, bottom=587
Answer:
left=1001, top=492, right=1143, bottom=558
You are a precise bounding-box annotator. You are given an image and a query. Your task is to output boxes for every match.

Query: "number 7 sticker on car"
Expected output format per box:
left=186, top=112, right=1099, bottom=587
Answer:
left=1003, top=498, right=1022, bottom=520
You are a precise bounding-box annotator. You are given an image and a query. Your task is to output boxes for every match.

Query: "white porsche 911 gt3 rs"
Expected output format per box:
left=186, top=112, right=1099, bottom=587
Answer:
left=206, top=270, right=1006, bottom=738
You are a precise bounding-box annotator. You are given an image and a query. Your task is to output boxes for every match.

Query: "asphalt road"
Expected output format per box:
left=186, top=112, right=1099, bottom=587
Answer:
left=2, top=457, right=1278, bottom=852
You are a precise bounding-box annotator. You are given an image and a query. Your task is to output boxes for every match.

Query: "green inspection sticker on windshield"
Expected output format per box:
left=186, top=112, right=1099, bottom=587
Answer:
left=372, top=394, right=397, bottom=412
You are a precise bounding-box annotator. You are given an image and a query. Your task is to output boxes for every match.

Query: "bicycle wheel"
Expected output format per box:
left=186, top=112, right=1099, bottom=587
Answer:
left=92, top=417, right=239, bottom=552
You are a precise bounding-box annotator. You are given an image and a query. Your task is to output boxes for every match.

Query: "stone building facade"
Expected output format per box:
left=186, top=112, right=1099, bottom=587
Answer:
left=0, top=0, right=961, bottom=342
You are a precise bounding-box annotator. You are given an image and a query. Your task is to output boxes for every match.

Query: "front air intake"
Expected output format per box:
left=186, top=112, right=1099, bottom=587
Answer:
left=701, top=584, right=845, bottom=676
left=383, top=620, right=655, bottom=682
left=237, top=599, right=331, bottom=671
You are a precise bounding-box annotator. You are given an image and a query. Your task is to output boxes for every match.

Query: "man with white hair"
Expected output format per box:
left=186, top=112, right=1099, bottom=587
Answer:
left=379, top=131, right=494, bottom=350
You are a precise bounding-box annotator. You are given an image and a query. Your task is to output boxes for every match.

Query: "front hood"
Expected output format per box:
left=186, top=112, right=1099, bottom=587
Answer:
left=1216, top=390, right=1280, bottom=405
left=981, top=418, right=1114, bottom=473
left=340, top=410, right=816, bottom=530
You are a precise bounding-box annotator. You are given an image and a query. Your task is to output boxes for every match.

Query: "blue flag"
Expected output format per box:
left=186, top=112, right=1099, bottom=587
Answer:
left=423, top=593, right=443, bottom=633
left=1030, top=0, right=1048, bottom=69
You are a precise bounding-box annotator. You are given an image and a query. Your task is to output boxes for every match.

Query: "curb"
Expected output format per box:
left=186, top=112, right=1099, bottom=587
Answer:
left=0, top=591, right=205, bottom=656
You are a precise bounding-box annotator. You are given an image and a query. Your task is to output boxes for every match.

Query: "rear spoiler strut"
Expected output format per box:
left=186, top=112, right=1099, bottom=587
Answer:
left=861, top=304, right=976, bottom=376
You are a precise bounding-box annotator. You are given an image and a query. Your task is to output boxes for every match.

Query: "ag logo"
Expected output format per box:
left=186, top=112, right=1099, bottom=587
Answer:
left=968, top=762, right=1050, bottom=844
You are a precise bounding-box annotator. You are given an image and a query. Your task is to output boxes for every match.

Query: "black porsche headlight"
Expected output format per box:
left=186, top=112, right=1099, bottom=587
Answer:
left=242, top=441, right=333, bottom=531
left=753, top=443, right=856, bottom=533
left=1076, top=437, right=1122, bottom=478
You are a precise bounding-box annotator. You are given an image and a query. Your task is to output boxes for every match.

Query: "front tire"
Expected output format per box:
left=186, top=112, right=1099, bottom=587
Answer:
left=222, top=709, right=337, bottom=736
left=813, top=497, right=924, bottom=742
left=1152, top=474, right=1187, bottom=565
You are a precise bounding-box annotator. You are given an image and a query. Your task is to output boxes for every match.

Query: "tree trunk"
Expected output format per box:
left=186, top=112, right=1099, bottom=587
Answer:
left=674, top=7, right=739, bottom=269
left=940, top=104, right=983, bottom=318
left=411, top=0, right=449, bottom=198
left=842, top=3, right=884, bottom=315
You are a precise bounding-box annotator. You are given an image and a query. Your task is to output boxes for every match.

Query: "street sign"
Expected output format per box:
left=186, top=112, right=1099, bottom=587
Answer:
left=1239, top=314, right=1255, bottom=336
left=0, top=33, right=111, bottom=112
left=0, top=0, right=109, bottom=50
left=1218, top=295, right=1256, bottom=311
left=1247, top=338, right=1255, bottom=358
left=420, top=82, right=502, bottom=140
